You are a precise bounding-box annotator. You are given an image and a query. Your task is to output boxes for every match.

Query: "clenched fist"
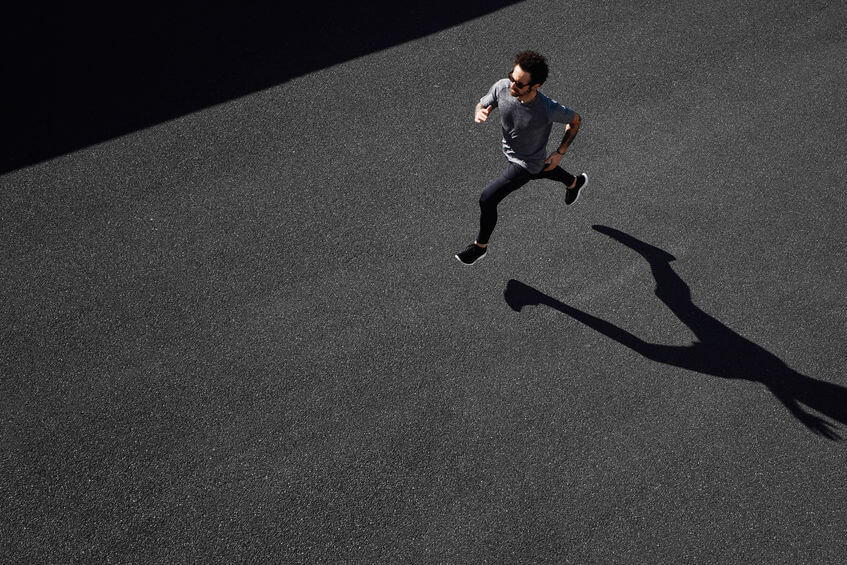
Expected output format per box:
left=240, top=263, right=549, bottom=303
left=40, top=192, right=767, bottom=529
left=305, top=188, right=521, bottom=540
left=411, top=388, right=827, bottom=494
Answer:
left=475, top=104, right=493, bottom=123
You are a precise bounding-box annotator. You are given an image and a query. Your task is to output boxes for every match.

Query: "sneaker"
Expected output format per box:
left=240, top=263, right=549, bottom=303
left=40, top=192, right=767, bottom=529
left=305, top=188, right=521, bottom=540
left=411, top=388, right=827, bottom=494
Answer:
left=565, top=173, right=588, bottom=205
left=455, top=243, right=487, bottom=265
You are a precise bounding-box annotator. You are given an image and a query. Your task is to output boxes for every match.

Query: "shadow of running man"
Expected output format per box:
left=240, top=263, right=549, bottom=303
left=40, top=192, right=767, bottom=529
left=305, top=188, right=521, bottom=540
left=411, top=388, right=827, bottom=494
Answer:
left=504, top=225, right=846, bottom=440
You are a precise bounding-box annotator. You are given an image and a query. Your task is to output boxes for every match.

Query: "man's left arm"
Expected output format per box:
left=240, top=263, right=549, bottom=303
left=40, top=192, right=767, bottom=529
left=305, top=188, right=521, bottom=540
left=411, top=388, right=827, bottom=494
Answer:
left=544, top=113, right=581, bottom=170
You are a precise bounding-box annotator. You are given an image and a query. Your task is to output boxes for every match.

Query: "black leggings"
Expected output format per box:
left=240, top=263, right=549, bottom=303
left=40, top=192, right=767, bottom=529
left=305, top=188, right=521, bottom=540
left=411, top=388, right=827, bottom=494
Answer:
left=477, top=163, right=575, bottom=244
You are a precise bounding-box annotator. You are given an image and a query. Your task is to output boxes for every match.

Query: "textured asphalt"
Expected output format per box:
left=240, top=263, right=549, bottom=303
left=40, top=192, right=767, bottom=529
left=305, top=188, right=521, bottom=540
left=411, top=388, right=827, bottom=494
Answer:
left=3, top=0, right=847, bottom=562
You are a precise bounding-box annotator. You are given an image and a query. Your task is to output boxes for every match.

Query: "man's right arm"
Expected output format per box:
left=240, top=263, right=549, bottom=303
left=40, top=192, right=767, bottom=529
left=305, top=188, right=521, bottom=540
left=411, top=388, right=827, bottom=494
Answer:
left=476, top=81, right=501, bottom=122
left=475, top=102, right=493, bottom=123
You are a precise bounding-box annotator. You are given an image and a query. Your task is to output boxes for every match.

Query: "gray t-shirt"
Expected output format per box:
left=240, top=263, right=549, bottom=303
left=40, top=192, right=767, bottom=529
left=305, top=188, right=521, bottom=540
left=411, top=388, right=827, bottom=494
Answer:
left=480, top=78, right=576, bottom=174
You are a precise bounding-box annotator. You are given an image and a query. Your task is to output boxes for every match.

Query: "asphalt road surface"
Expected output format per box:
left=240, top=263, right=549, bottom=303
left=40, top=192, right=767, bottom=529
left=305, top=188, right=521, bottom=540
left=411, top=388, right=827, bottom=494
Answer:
left=3, top=0, right=846, bottom=562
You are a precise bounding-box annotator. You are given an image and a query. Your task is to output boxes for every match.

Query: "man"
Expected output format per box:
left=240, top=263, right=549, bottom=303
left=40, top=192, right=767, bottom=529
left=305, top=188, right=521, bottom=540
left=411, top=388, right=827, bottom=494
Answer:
left=455, top=51, right=587, bottom=265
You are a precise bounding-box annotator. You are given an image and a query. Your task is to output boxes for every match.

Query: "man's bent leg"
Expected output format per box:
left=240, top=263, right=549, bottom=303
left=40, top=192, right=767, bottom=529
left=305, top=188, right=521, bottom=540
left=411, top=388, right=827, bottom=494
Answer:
left=536, top=165, right=575, bottom=187
left=537, top=165, right=587, bottom=205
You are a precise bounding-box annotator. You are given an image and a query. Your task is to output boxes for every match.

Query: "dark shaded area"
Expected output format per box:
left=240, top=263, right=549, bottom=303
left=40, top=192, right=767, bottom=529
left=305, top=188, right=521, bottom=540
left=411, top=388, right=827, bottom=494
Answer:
left=505, top=225, right=846, bottom=439
left=2, top=1, right=520, bottom=174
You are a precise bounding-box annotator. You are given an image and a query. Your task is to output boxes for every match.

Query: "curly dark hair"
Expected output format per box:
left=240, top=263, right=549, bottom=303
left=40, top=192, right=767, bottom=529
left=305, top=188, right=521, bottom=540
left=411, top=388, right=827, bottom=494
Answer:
left=514, top=50, right=549, bottom=86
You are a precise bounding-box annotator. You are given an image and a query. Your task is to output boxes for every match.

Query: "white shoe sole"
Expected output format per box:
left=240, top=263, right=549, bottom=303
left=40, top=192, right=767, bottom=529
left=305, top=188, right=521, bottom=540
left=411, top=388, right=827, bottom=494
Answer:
left=568, top=173, right=588, bottom=204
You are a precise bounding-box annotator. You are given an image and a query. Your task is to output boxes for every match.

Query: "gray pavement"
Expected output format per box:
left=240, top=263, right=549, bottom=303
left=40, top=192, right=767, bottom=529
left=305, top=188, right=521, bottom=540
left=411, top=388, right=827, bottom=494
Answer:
left=3, top=0, right=846, bottom=562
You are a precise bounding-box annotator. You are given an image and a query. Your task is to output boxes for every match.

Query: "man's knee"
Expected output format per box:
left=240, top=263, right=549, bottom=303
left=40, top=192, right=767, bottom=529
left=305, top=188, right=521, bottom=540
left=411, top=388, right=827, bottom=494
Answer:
left=479, top=190, right=502, bottom=212
left=480, top=181, right=510, bottom=208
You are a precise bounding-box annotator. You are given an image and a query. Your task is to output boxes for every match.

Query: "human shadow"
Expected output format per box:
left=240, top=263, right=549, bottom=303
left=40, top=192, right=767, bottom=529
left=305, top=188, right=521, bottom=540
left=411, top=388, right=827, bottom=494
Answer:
left=504, top=225, right=846, bottom=439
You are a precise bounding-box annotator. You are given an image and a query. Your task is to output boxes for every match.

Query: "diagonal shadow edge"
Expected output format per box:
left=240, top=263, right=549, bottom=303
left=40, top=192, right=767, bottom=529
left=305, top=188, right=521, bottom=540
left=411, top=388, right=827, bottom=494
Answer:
left=504, top=225, right=846, bottom=440
left=2, top=1, right=524, bottom=174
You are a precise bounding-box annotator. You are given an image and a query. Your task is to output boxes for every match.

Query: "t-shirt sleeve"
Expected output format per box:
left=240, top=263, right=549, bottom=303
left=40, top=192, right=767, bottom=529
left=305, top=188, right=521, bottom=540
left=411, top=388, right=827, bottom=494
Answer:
left=479, top=80, right=502, bottom=108
left=550, top=101, right=576, bottom=124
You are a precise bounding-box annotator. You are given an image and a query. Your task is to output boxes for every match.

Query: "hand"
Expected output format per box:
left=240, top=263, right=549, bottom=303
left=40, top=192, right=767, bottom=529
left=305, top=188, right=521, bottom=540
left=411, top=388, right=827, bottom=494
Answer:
left=543, top=150, right=564, bottom=171
left=475, top=104, right=493, bottom=123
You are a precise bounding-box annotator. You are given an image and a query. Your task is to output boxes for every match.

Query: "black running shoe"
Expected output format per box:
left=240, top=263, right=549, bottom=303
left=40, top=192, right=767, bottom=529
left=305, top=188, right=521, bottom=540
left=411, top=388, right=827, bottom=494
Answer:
left=565, top=173, right=588, bottom=205
left=455, top=243, right=487, bottom=265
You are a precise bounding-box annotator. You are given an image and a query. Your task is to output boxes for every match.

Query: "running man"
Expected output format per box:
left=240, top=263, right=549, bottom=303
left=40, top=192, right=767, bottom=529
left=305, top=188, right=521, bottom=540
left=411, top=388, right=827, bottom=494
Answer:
left=456, top=51, right=587, bottom=265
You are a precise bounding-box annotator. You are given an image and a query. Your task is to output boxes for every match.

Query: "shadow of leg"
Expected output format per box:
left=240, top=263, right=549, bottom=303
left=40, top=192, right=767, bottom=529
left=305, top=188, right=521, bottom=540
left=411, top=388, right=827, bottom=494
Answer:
left=505, top=279, right=685, bottom=363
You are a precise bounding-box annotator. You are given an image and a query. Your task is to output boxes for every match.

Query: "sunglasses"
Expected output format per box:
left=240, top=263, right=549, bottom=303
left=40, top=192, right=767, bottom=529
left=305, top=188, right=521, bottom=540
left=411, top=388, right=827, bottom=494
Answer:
left=507, top=72, right=531, bottom=89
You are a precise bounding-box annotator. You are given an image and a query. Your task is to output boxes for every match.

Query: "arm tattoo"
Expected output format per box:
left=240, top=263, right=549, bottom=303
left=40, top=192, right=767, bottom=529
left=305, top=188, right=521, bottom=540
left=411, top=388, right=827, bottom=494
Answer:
left=561, top=121, right=579, bottom=147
